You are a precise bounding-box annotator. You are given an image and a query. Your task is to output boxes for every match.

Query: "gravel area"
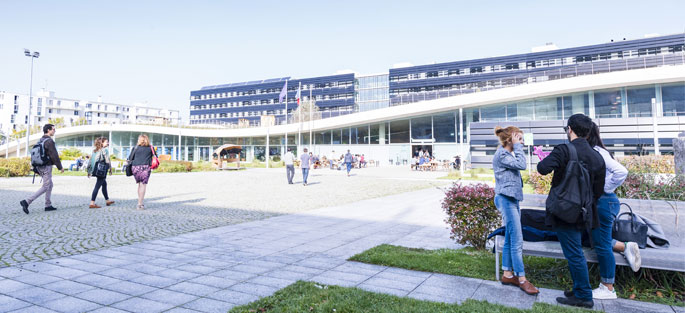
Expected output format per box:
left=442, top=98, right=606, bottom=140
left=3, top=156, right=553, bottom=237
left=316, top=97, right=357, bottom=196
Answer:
left=0, top=167, right=448, bottom=267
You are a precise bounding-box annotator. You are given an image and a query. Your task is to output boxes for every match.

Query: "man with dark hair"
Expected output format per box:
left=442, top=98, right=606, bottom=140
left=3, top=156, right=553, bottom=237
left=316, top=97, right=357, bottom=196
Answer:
left=537, top=114, right=606, bottom=308
left=20, top=124, right=63, bottom=214
left=284, top=147, right=295, bottom=184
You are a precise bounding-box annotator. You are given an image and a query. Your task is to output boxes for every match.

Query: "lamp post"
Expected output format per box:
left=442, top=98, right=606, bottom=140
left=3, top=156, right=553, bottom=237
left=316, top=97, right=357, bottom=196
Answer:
left=24, top=49, right=39, bottom=157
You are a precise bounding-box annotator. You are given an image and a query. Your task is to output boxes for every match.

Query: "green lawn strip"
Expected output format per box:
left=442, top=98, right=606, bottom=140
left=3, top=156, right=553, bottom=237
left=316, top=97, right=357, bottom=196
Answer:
left=229, top=280, right=593, bottom=313
left=348, top=245, right=684, bottom=307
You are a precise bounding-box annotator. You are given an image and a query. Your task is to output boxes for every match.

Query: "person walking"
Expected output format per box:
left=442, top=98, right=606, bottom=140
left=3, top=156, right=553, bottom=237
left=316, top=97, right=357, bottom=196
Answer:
left=344, top=150, right=354, bottom=176
left=586, top=122, right=639, bottom=300
left=492, top=126, right=539, bottom=295
left=300, top=148, right=311, bottom=186
left=537, top=114, right=606, bottom=308
left=87, top=137, right=115, bottom=208
left=284, top=148, right=295, bottom=184
left=20, top=124, right=64, bottom=214
left=127, top=134, right=157, bottom=210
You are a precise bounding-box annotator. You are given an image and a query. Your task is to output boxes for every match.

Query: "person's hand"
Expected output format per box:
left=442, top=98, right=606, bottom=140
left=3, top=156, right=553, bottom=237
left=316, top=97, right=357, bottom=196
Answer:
left=87, top=173, right=91, bottom=178
left=60, top=169, right=65, bottom=173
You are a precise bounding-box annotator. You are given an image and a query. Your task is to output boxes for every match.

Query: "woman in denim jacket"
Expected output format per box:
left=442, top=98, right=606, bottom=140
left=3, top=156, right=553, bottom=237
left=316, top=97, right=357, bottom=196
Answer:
left=492, top=126, right=538, bottom=295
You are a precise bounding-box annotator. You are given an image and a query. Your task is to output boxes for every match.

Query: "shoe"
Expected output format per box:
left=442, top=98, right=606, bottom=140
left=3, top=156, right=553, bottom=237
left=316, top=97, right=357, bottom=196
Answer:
left=20, top=200, right=29, bottom=214
left=592, top=284, right=617, bottom=300
left=518, top=280, right=539, bottom=295
left=44, top=206, right=57, bottom=212
left=89, top=204, right=101, bottom=209
left=623, top=242, right=641, bottom=272
left=500, top=275, right=518, bottom=286
left=106, top=200, right=115, bottom=206
left=564, top=290, right=574, bottom=297
left=556, top=295, right=594, bottom=308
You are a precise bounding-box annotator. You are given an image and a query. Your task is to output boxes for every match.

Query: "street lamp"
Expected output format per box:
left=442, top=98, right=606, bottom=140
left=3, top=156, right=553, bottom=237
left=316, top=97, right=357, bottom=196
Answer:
left=24, top=49, right=40, bottom=156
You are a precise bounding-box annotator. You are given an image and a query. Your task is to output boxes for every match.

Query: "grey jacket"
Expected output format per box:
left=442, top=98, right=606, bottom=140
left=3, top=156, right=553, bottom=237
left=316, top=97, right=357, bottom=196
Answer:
left=493, top=143, right=526, bottom=201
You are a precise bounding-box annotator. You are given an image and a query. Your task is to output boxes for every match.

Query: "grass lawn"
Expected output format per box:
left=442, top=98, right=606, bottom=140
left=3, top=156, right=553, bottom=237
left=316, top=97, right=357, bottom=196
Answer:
left=229, top=281, right=593, bottom=313
left=349, top=245, right=684, bottom=307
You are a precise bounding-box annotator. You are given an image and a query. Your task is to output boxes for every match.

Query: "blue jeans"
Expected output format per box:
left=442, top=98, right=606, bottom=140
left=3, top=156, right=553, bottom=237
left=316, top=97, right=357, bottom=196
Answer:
left=346, top=162, right=352, bottom=173
left=556, top=226, right=592, bottom=301
left=494, top=194, right=525, bottom=277
left=592, top=192, right=620, bottom=284
left=302, top=168, right=309, bottom=184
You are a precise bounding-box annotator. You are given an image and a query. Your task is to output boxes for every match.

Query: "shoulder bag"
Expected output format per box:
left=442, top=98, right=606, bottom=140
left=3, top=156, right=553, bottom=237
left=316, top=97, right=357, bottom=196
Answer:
left=93, top=152, right=110, bottom=178
left=150, top=146, right=160, bottom=170
left=612, top=203, right=648, bottom=249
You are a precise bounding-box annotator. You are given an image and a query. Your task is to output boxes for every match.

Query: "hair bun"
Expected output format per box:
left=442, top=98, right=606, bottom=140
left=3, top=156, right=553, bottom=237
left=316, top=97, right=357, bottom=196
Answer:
left=494, top=126, right=504, bottom=135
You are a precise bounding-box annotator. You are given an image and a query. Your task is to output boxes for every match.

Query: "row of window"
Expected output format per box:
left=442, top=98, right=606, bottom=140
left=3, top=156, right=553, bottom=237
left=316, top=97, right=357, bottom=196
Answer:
left=191, top=94, right=354, bottom=111
left=192, top=81, right=354, bottom=100
left=389, top=44, right=685, bottom=82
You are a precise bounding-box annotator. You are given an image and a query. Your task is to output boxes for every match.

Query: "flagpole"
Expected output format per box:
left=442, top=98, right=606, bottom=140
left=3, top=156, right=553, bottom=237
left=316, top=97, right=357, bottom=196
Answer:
left=309, top=87, right=313, bottom=152
left=284, top=80, right=288, bottom=159
left=298, top=82, right=302, bottom=154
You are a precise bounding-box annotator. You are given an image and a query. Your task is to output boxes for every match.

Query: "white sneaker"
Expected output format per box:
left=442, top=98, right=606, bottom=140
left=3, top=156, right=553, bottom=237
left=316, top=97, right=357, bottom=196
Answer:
left=623, top=242, right=642, bottom=272
left=592, top=283, right=617, bottom=300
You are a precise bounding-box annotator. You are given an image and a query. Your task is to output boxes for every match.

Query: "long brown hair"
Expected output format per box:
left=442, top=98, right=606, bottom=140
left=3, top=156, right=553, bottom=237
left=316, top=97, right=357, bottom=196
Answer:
left=494, top=126, right=522, bottom=147
left=93, top=137, right=104, bottom=152
left=137, top=134, right=150, bottom=147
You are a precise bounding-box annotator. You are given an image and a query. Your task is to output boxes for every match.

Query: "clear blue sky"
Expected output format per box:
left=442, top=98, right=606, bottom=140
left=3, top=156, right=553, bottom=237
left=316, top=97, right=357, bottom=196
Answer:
left=1, top=0, right=683, bottom=121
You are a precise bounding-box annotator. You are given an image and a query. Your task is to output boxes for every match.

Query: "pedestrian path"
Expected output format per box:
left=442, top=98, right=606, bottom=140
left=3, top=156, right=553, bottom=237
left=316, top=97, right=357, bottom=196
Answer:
left=0, top=188, right=677, bottom=313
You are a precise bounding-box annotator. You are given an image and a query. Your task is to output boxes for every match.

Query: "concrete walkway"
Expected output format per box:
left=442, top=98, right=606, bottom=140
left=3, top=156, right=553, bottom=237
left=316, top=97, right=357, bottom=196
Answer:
left=0, top=188, right=678, bottom=313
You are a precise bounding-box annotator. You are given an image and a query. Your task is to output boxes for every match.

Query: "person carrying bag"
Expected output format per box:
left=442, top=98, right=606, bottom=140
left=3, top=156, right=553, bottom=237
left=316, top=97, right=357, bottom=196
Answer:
left=87, top=137, right=114, bottom=208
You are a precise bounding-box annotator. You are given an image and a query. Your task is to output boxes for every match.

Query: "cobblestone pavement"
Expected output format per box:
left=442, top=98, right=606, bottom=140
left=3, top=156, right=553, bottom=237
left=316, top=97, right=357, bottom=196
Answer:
left=0, top=167, right=447, bottom=267
left=0, top=188, right=673, bottom=313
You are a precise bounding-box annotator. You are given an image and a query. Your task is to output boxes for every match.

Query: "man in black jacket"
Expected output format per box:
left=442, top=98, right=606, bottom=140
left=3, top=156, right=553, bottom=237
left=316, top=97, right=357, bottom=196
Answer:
left=20, top=124, right=63, bottom=214
left=537, top=114, right=605, bottom=308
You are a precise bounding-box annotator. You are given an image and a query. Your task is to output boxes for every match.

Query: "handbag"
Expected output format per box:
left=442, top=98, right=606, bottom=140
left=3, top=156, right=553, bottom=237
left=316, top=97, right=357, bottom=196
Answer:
left=150, top=146, right=160, bottom=170
left=93, top=153, right=110, bottom=178
left=612, top=203, right=648, bottom=249
left=125, top=146, right=136, bottom=177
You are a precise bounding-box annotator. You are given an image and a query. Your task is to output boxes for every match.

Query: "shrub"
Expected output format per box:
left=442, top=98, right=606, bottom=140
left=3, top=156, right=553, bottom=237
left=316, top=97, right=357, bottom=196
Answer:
left=618, top=155, right=675, bottom=174
left=156, top=160, right=193, bottom=173
left=59, top=148, right=83, bottom=160
left=192, top=161, right=216, bottom=171
left=0, top=158, right=32, bottom=177
left=616, top=173, right=685, bottom=201
left=526, top=172, right=553, bottom=194
left=442, top=182, right=500, bottom=250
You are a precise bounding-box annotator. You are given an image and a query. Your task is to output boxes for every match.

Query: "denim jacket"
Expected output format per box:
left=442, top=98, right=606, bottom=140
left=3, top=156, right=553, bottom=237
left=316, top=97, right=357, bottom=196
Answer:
left=493, top=143, right=526, bottom=201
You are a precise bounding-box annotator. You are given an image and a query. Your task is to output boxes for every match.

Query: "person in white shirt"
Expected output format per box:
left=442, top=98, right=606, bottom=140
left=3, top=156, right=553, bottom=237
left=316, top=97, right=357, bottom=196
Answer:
left=284, top=148, right=295, bottom=184
left=586, top=122, right=638, bottom=300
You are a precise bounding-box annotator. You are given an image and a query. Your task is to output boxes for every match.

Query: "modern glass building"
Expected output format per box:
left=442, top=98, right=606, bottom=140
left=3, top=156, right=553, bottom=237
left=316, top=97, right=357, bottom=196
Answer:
left=3, top=34, right=684, bottom=167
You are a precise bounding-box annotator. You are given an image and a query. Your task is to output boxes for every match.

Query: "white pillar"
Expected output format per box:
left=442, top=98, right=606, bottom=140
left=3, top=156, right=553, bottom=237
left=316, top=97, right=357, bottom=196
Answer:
left=266, top=127, right=270, bottom=169
left=652, top=98, right=660, bottom=155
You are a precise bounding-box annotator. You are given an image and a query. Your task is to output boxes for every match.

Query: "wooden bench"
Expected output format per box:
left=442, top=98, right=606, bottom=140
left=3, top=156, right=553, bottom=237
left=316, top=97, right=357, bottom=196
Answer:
left=494, top=196, right=685, bottom=280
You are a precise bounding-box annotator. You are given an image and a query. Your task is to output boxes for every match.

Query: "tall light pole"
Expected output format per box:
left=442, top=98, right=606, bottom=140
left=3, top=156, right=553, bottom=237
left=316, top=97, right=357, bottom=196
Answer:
left=24, top=49, right=39, bottom=156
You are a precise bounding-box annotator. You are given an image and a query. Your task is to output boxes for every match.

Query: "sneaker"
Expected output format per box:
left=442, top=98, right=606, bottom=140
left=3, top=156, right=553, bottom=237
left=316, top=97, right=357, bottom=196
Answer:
left=592, top=284, right=617, bottom=300
left=623, top=242, right=642, bottom=272
left=44, top=206, right=57, bottom=212
left=556, top=295, right=594, bottom=308
left=20, top=200, right=29, bottom=214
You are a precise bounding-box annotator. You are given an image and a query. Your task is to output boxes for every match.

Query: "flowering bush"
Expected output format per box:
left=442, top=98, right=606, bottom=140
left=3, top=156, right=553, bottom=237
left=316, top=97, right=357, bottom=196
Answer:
left=156, top=160, right=193, bottom=173
left=615, top=173, right=685, bottom=201
left=0, top=158, right=31, bottom=177
left=618, top=155, right=675, bottom=174
left=525, top=172, right=553, bottom=194
left=442, top=183, right=500, bottom=250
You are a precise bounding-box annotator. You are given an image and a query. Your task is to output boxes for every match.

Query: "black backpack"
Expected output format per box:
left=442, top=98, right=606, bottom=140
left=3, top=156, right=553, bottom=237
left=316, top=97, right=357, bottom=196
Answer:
left=30, top=137, right=50, bottom=171
left=545, top=143, right=594, bottom=230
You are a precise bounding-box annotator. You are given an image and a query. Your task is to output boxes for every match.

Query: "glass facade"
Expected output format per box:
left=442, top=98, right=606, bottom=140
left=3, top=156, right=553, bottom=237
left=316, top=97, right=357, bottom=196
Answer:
left=355, top=74, right=390, bottom=112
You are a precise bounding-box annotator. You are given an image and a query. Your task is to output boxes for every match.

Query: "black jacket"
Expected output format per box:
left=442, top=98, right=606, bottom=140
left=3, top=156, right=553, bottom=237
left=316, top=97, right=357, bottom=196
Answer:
left=128, top=145, right=157, bottom=166
left=537, top=138, right=606, bottom=229
left=41, top=135, right=63, bottom=170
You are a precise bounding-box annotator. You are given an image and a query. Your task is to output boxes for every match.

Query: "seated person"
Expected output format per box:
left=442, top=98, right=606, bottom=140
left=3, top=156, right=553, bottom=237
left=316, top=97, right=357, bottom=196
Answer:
left=70, top=156, right=84, bottom=171
left=360, top=154, right=367, bottom=168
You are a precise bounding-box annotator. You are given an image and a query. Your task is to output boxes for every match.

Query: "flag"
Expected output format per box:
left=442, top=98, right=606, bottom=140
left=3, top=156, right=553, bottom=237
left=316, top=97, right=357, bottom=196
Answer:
left=295, top=85, right=301, bottom=106
left=279, top=81, right=288, bottom=104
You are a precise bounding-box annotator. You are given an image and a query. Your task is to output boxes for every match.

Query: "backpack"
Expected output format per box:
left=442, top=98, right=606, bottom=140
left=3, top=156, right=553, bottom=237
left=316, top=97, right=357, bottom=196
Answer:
left=545, top=143, right=594, bottom=231
left=30, top=137, right=50, bottom=171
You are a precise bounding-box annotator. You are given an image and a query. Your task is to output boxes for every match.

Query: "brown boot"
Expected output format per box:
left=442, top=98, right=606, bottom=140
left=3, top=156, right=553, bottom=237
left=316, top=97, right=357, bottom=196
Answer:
left=518, top=280, right=539, bottom=295
left=106, top=200, right=115, bottom=206
left=501, top=275, right=518, bottom=286
left=89, top=204, right=101, bottom=209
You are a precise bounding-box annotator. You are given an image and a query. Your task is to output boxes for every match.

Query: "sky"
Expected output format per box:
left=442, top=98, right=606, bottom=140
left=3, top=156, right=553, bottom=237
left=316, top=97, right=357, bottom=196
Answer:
left=1, top=0, right=684, bottom=121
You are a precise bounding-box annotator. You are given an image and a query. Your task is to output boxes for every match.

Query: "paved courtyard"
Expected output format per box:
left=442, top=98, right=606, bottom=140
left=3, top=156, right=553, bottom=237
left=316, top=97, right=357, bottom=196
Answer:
left=0, top=167, right=446, bottom=266
left=0, top=177, right=677, bottom=312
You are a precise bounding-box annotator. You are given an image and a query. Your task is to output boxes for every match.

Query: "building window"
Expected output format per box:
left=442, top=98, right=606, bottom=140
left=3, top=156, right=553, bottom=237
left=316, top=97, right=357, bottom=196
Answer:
left=74, top=111, right=79, bottom=116
left=410, top=116, right=432, bottom=140
left=627, top=87, right=655, bottom=117
left=594, top=89, right=623, bottom=118
left=662, top=83, right=685, bottom=116
left=389, top=120, right=410, bottom=143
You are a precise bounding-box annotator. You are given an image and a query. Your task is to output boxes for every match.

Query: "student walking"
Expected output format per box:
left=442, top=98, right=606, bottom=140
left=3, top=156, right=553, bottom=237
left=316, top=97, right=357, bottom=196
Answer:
left=492, top=126, right=539, bottom=295
left=284, top=148, right=295, bottom=184
left=87, top=137, right=114, bottom=208
left=537, top=114, right=606, bottom=308
left=20, top=124, right=64, bottom=214
left=127, top=134, right=157, bottom=210
left=300, top=148, right=311, bottom=186
left=344, top=150, right=353, bottom=176
left=586, top=122, right=639, bottom=300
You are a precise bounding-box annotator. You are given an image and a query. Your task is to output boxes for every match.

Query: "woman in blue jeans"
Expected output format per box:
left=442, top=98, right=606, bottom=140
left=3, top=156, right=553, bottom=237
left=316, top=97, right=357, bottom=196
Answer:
left=492, top=126, right=539, bottom=295
left=586, top=123, right=640, bottom=300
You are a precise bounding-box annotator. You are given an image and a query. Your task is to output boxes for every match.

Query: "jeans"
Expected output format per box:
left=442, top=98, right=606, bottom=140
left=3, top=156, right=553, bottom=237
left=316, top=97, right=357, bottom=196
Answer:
left=26, top=165, right=53, bottom=207
left=91, top=177, right=109, bottom=201
left=592, top=192, right=620, bottom=284
left=302, top=168, right=309, bottom=184
left=286, top=165, right=295, bottom=183
left=346, top=162, right=352, bottom=173
left=494, top=194, right=525, bottom=277
left=556, top=226, right=592, bottom=301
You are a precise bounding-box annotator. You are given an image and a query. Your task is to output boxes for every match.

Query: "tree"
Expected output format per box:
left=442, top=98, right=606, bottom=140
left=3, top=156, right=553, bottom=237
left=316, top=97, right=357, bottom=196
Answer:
left=289, top=100, right=321, bottom=123
left=48, top=117, right=66, bottom=128
left=73, top=117, right=88, bottom=126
